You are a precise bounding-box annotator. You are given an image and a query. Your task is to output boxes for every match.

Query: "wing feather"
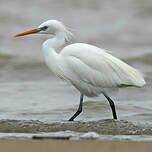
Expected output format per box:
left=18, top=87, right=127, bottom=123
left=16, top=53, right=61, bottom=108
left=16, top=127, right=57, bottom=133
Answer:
left=61, top=43, right=145, bottom=88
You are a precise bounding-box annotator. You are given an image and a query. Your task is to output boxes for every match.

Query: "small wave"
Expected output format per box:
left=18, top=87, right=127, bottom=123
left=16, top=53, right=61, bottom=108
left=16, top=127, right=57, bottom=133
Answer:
left=0, top=119, right=152, bottom=135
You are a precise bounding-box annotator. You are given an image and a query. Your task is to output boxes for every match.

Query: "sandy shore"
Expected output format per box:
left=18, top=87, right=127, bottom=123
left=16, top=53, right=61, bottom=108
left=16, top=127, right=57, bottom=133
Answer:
left=0, top=139, right=151, bottom=152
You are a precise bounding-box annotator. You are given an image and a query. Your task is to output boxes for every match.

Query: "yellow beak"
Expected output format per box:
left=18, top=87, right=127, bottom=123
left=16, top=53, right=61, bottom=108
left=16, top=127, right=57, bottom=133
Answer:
left=14, top=29, right=40, bottom=37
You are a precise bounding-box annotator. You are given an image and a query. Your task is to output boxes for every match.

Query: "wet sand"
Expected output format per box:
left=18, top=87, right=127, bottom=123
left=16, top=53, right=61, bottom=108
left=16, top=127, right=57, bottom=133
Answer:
left=0, top=139, right=152, bottom=152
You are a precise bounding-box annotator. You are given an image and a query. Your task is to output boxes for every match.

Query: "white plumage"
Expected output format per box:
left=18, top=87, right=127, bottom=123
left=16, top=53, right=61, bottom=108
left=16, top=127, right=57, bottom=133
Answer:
left=14, top=20, right=146, bottom=121
left=60, top=43, right=145, bottom=96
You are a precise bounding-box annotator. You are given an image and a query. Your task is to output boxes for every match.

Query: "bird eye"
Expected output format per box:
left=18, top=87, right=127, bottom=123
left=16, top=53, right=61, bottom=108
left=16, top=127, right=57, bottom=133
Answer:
left=40, top=26, right=48, bottom=31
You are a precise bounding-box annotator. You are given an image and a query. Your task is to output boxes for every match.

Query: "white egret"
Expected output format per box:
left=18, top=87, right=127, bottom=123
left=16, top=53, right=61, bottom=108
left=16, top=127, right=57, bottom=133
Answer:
left=14, top=20, right=146, bottom=121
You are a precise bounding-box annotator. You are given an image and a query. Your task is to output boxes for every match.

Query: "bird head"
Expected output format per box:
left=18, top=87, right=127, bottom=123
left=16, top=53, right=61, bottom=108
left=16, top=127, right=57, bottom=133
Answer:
left=14, top=20, right=73, bottom=41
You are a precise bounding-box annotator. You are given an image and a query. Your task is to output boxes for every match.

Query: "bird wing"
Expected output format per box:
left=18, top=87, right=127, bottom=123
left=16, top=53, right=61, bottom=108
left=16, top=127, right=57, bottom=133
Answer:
left=61, top=43, right=145, bottom=88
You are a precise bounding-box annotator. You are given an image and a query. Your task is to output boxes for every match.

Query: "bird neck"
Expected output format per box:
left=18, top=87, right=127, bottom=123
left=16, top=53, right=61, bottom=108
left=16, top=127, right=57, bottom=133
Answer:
left=42, top=32, right=66, bottom=51
left=42, top=32, right=66, bottom=75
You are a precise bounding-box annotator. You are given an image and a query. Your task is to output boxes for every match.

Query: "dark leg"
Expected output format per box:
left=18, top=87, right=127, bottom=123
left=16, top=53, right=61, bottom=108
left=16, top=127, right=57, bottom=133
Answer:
left=103, top=93, right=117, bottom=119
left=68, top=94, right=84, bottom=121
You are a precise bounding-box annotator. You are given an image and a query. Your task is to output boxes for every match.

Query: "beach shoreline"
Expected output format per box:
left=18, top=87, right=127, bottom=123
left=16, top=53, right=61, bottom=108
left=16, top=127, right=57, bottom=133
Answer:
left=0, top=139, right=151, bottom=152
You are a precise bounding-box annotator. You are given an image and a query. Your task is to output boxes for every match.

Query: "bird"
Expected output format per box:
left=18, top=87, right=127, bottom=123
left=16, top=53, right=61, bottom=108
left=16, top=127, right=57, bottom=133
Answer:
left=14, top=20, right=146, bottom=121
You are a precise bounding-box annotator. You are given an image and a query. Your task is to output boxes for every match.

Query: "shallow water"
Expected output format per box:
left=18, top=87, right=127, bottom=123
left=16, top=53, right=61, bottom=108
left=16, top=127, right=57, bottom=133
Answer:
left=0, top=0, right=152, bottom=140
left=0, top=119, right=152, bottom=141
